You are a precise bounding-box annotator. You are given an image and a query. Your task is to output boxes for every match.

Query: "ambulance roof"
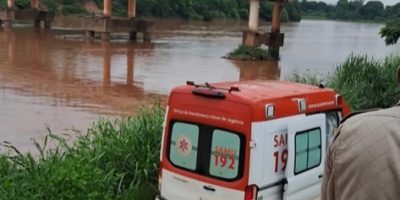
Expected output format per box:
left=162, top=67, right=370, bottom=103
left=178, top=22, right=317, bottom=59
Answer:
left=173, top=80, right=335, bottom=102
left=171, top=80, right=345, bottom=120
left=217, top=80, right=332, bottom=101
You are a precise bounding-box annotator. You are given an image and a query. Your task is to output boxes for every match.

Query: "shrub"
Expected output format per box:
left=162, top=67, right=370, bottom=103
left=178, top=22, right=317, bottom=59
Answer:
left=280, top=8, right=290, bottom=23
left=289, top=54, right=400, bottom=110
left=227, top=45, right=277, bottom=60
left=0, top=0, right=5, bottom=8
left=289, top=71, right=325, bottom=86
left=328, top=54, right=400, bottom=110
left=41, top=0, right=58, bottom=14
left=61, top=4, right=88, bottom=15
left=15, top=0, right=29, bottom=9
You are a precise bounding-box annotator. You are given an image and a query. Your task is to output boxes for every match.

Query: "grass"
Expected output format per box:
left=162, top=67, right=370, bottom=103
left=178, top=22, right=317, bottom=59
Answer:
left=289, top=71, right=325, bottom=86
left=226, top=45, right=278, bottom=61
left=289, top=54, right=400, bottom=111
left=0, top=104, right=164, bottom=200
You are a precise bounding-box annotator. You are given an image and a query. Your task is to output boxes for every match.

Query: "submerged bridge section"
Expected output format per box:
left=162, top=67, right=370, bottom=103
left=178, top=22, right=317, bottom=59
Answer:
left=0, top=0, right=53, bottom=28
left=243, top=0, right=287, bottom=56
left=82, top=0, right=154, bottom=42
left=0, top=0, right=154, bottom=42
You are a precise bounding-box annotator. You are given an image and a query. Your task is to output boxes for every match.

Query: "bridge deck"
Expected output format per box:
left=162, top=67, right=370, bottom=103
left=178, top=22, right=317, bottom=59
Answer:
left=82, top=17, right=154, bottom=42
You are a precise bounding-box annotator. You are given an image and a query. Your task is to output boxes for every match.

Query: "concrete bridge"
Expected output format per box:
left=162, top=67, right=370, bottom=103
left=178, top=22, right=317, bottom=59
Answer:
left=82, top=0, right=154, bottom=41
left=0, top=0, right=154, bottom=42
left=1, top=0, right=286, bottom=51
left=0, top=0, right=53, bottom=28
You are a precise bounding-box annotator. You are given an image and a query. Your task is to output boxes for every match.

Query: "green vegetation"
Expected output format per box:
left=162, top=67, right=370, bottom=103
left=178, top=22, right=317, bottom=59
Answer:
left=380, top=19, right=400, bottom=45
left=226, top=45, right=277, bottom=60
left=330, top=54, right=400, bottom=110
left=0, top=0, right=302, bottom=21
left=300, top=0, right=400, bottom=22
left=290, top=71, right=325, bottom=86
left=0, top=105, right=164, bottom=200
left=290, top=54, right=400, bottom=110
left=0, top=0, right=30, bottom=9
left=132, top=0, right=302, bottom=21
left=1, top=0, right=399, bottom=23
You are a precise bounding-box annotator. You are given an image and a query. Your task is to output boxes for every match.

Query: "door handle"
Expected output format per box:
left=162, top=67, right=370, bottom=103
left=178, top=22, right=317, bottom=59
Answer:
left=203, top=185, right=216, bottom=192
left=318, top=174, right=323, bottom=179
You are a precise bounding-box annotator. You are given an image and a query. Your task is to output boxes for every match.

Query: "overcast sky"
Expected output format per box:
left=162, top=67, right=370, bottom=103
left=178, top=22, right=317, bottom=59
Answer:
left=321, top=0, right=399, bottom=6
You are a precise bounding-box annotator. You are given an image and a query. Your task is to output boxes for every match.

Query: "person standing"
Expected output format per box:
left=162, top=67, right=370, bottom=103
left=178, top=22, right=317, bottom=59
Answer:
left=321, top=66, right=400, bottom=200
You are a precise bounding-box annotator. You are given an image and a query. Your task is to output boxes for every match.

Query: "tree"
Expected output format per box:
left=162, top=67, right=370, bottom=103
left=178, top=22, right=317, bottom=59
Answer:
left=383, top=3, right=400, bottom=19
left=335, top=0, right=352, bottom=19
left=285, top=0, right=302, bottom=22
left=360, top=1, right=384, bottom=20
left=260, top=2, right=273, bottom=21
left=380, top=19, right=400, bottom=45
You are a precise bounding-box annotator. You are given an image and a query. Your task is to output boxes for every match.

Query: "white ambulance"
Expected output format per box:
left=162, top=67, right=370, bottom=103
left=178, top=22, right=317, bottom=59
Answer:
left=157, top=80, right=349, bottom=200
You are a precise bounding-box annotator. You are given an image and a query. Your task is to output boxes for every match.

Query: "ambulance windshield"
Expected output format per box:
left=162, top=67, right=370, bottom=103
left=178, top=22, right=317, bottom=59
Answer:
left=168, top=121, right=244, bottom=180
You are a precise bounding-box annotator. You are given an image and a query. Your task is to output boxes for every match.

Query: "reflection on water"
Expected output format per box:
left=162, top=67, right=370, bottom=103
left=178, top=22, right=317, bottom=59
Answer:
left=0, top=29, right=158, bottom=115
left=0, top=19, right=399, bottom=151
left=0, top=28, right=161, bottom=151
left=232, top=60, right=280, bottom=81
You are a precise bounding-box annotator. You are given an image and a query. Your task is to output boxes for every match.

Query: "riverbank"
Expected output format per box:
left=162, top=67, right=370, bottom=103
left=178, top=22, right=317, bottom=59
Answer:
left=0, top=105, right=164, bottom=200
left=301, top=14, right=385, bottom=24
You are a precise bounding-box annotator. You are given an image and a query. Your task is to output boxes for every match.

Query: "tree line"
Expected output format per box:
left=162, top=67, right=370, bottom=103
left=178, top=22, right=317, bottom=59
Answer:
left=133, top=0, right=302, bottom=22
left=301, top=0, right=400, bottom=21
left=98, top=0, right=303, bottom=22
left=0, top=0, right=302, bottom=22
left=0, top=0, right=398, bottom=23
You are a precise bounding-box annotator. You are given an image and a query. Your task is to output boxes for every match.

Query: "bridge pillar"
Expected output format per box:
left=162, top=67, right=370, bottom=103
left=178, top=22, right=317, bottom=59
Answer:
left=7, top=0, right=14, bottom=9
left=4, top=0, right=15, bottom=27
left=101, top=32, right=111, bottom=40
left=128, top=0, right=136, bottom=19
left=269, top=1, right=283, bottom=57
left=31, top=0, right=39, bottom=9
left=104, top=0, right=112, bottom=18
left=0, top=0, right=54, bottom=28
left=129, top=32, right=137, bottom=41
left=243, top=0, right=260, bottom=47
left=248, top=0, right=259, bottom=31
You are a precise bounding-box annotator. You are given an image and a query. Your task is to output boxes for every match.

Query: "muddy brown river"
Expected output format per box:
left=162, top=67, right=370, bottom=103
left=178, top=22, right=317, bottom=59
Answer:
left=0, top=18, right=398, bottom=152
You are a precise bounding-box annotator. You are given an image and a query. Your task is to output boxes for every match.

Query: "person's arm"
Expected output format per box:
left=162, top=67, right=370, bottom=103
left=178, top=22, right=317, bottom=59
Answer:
left=321, top=125, right=342, bottom=200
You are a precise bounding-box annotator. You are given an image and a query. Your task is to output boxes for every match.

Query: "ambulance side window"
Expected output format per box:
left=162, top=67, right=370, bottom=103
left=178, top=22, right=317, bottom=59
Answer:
left=169, top=122, right=199, bottom=170
left=294, top=128, right=321, bottom=174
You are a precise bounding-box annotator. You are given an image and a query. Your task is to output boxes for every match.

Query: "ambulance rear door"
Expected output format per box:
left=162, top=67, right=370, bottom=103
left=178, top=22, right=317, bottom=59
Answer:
left=284, top=113, right=326, bottom=200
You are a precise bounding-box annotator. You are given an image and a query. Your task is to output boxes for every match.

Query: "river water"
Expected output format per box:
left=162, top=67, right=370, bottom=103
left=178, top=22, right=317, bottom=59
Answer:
left=0, top=18, right=398, bottom=152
